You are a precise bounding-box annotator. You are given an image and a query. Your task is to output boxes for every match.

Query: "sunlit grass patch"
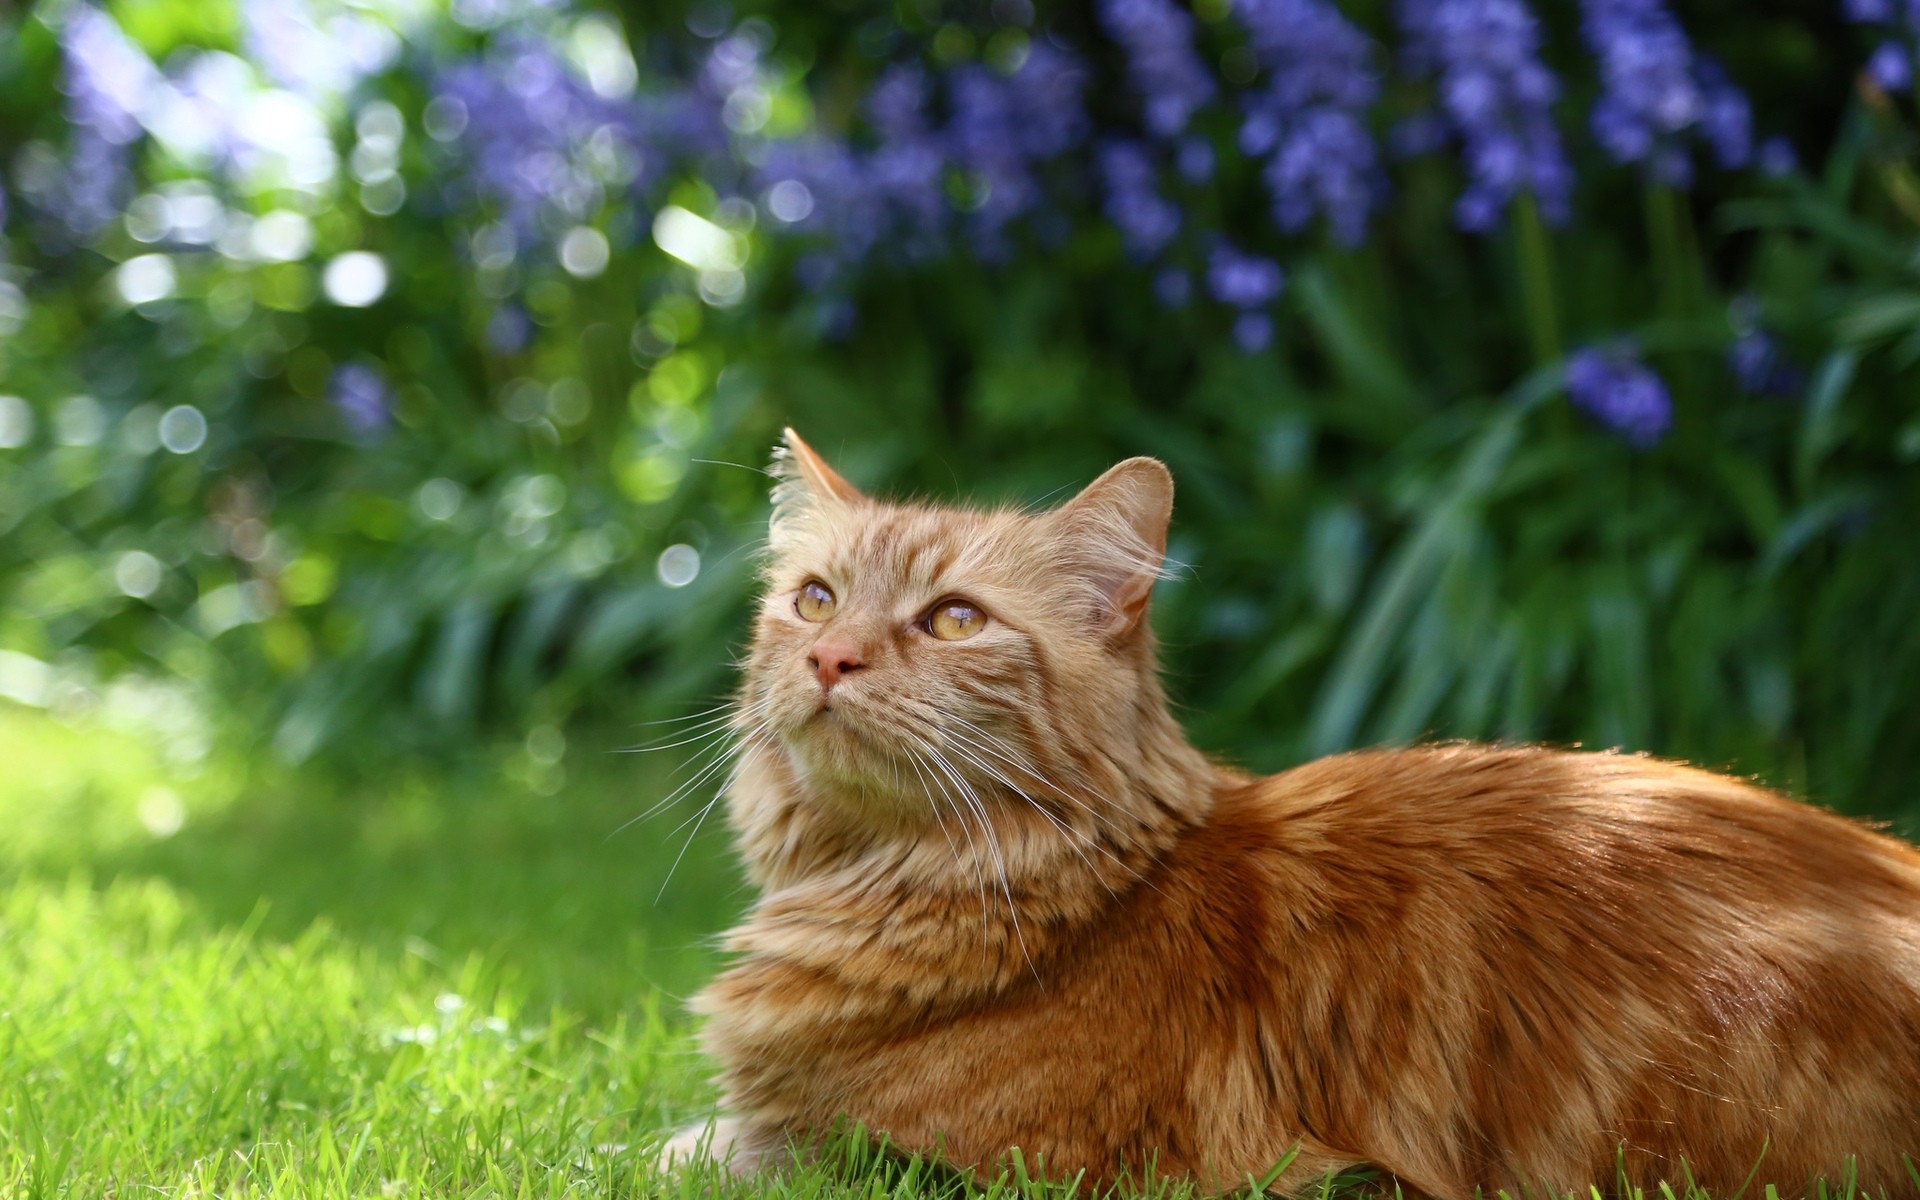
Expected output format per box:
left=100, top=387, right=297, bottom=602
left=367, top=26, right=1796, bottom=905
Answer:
left=0, top=705, right=732, bottom=1195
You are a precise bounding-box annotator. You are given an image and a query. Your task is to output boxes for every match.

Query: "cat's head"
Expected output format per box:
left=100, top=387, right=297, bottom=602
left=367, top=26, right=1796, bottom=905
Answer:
left=736, top=428, right=1185, bottom=832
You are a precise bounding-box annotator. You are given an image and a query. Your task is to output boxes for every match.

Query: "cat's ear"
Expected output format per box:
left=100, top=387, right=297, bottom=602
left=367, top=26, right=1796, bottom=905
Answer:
left=1050, top=457, right=1173, bottom=638
left=775, top=426, right=867, bottom=506
left=770, top=428, right=865, bottom=537
left=774, top=427, right=864, bottom=503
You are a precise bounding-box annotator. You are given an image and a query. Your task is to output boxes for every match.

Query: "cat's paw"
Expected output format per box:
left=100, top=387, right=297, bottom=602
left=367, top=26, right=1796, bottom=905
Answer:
left=657, top=1116, right=784, bottom=1178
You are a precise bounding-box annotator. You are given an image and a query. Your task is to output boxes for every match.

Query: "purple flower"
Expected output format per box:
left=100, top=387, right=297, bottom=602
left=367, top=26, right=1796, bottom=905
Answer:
left=1096, top=0, right=1217, bottom=140
left=1098, top=141, right=1180, bottom=257
left=1844, top=1, right=1920, bottom=101
left=1868, top=42, right=1914, bottom=90
left=1694, top=60, right=1752, bottom=169
left=1756, top=135, right=1797, bottom=178
left=1580, top=0, right=1752, bottom=184
left=1233, top=312, right=1276, bottom=353
left=50, top=7, right=159, bottom=235
left=1566, top=344, right=1672, bottom=446
left=329, top=362, right=392, bottom=438
left=1398, top=0, right=1572, bottom=230
left=1235, top=0, right=1383, bottom=246
left=60, top=6, right=158, bottom=147
left=1207, top=243, right=1286, bottom=308
left=1726, top=331, right=1805, bottom=396
left=946, top=45, right=1090, bottom=248
left=242, top=0, right=394, bottom=100
left=434, top=39, right=657, bottom=237
left=1176, top=136, right=1216, bottom=183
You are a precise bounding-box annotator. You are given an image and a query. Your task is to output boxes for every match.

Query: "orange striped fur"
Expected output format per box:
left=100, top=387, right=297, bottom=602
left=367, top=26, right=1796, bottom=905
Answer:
left=670, top=431, right=1920, bottom=1197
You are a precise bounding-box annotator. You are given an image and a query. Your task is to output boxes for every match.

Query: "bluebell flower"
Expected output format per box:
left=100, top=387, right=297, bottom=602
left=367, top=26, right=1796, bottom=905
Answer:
left=329, top=363, right=392, bottom=438
left=1207, top=243, right=1286, bottom=308
left=53, top=6, right=157, bottom=234
left=1233, top=312, right=1277, bottom=353
left=1398, top=0, right=1573, bottom=230
left=1868, top=42, right=1914, bottom=90
left=1756, top=136, right=1797, bottom=178
left=946, top=45, right=1090, bottom=249
left=1176, top=136, right=1216, bottom=184
left=1580, top=0, right=1752, bottom=183
left=1566, top=344, right=1672, bottom=446
left=1098, top=141, right=1181, bottom=257
left=1694, top=60, right=1752, bottom=169
left=60, top=6, right=155, bottom=147
left=242, top=0, right=394, bottom=101
left=1726, top=331, right=1804, bottom=397
left=1234, top=0, right=1383, bottom=246
left=1096, top=0, right=1217, bottom=140
left=434, top=40, right=657, bottom=239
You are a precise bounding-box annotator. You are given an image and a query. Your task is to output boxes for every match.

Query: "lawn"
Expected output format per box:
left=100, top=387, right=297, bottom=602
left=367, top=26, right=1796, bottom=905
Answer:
left=0, top=704, right=752, bottom=1197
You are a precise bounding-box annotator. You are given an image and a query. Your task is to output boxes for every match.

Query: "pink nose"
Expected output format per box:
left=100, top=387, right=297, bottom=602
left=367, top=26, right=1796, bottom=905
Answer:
left=809, top=638, right=865, bottom=691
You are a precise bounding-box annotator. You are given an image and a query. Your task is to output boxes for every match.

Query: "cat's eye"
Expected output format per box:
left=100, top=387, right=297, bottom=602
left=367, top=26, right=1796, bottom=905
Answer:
left=926, top=600, right=987, bottom=642
left=795, top=581, right=836, bottom=622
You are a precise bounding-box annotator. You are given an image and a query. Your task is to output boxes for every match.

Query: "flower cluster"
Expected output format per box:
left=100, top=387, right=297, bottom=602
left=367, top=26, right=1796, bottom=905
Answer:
left=1234, top=0, right=1383, bottom=246
left=432, top=41, right=647, bottom=237
left=1579, top=0, right=1752, bottom=185
left=759, top=45, right=1090, bottom=279
left=1566, top=344, right=1673, bottom=446
left=1098, top=140, right=1181, bottom=258
left=1846, top=0, right=1920, bottom=90
left=1397, top=0, right=1572, bottom=230
left=27, top=0, right=1796, bottom=369
left=1207, top=242, right=1288, bottom=351
left=1097, top=0, right=1217, bottom=141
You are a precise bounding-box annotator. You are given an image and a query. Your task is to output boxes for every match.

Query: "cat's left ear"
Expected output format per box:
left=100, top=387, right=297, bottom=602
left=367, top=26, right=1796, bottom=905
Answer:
left=1050, top=457, right=1173, bottom=638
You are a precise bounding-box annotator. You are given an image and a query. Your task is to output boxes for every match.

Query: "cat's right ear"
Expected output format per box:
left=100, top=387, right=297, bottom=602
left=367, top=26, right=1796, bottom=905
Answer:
left=770, top=429, right=864, bottom=541
left=775, top=428, right=864, bottom=505
left=1049, top=457, right=1174, bottom=639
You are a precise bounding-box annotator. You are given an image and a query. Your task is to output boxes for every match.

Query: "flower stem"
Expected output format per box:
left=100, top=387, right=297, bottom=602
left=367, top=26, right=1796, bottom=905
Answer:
left=1513, top=193, right=1562, bottom=364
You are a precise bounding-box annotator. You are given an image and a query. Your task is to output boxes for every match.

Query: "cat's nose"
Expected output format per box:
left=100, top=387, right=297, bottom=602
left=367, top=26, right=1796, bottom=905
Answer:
left=808, top=638, right=865, bottom=691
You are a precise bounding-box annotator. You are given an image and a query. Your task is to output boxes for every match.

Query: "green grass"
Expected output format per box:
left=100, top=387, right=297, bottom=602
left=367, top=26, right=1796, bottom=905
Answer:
left=0, top=704, right=744, bottom=1196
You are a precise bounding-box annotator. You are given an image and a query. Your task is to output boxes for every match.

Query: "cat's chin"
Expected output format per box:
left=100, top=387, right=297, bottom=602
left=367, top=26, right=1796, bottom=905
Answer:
left=779, top=716, right=931, bottom=818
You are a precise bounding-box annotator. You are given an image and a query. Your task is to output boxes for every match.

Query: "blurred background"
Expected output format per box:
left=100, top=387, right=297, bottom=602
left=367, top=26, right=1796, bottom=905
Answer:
left=1, top=0, right=1918, bottom=825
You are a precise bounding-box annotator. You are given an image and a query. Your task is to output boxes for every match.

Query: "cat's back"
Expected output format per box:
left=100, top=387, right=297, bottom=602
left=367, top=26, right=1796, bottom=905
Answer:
left=1187, top=744, right=1920, bottom=1195
left=1231, top=742, right=1920, bottom=922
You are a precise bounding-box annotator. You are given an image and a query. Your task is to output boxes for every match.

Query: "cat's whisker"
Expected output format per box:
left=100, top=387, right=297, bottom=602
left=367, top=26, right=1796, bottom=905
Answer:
left=932, top=726, right=1122, bottom=892
left=935, top=714, right=1144, bottom=861
left=967, top=732, right=1142, bottom=852
left=903, top=731, right=1007, bottom=964
left=899, top=740, right=991, bottom=956
left=613, top=698, right=769, bottom=751
left=918, top=738, right=1037, bottom=981
left=654, top=726, right=771, bottom=901
left=615, top=714, right=772, bottom=839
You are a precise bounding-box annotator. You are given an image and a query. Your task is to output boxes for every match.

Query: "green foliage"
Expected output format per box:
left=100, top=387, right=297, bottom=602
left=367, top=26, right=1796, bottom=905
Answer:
left=0, top=0, right=1916, bottom=826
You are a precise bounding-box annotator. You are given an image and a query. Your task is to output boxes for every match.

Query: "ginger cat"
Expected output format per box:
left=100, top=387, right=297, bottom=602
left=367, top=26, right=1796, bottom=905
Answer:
left=670, top=430, right=1920, bottom=1197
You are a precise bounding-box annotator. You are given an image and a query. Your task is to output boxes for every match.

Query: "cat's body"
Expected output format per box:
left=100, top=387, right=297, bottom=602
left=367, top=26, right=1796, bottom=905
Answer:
left=677, top=433, right=1920, bottom=1197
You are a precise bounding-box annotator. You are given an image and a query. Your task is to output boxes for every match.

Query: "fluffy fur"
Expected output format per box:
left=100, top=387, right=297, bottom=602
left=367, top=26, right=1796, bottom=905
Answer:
left=672, top=431, right=1920, bottom=1197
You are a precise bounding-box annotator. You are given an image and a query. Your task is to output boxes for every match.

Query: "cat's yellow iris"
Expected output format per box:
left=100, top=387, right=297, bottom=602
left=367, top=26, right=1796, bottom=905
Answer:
left=795, top=581, right=836, bottom=622
left=928, top=601, right=986, bottom=641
